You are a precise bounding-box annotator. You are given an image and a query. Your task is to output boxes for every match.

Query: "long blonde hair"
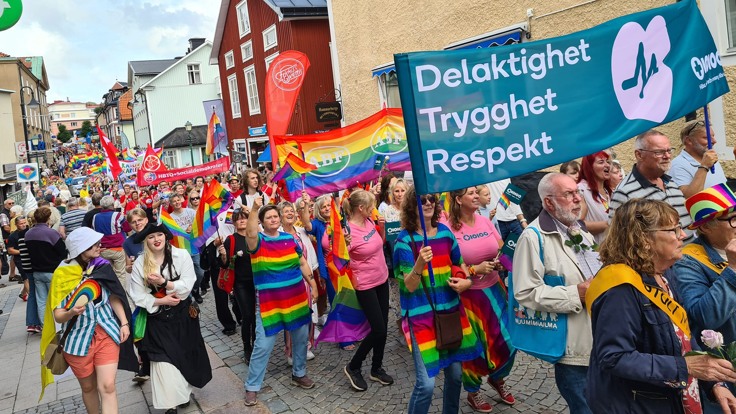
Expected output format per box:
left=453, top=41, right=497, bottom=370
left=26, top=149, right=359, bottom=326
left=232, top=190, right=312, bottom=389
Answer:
left=141, top=236, right=176, bottom=287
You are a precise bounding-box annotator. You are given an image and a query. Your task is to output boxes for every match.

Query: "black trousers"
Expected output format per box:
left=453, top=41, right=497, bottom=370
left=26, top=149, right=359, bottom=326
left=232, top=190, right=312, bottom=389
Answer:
left=232, top=278, right=256, bottom=357
left=205, top=243, right=239, bottom=331
left=349, top=280, right=389, bottom=372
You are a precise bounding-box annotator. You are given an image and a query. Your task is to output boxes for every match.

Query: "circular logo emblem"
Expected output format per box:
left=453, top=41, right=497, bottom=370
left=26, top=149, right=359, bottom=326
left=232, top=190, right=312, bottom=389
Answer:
left=0, top=0, right=22, bottom=32
left=370, top=121, right=407, bottom=155
left=304, top=146, right=350, bottom=178
left=270, top=58, right=306, bottom=91
left=143, top=172, right=157, bottom=183
left=143, top=154, right=162, bottom=171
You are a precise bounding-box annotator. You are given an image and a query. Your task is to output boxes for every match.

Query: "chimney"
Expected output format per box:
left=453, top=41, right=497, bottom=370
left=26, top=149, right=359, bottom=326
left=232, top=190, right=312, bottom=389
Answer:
left=188, top=38, right=206, bottom=53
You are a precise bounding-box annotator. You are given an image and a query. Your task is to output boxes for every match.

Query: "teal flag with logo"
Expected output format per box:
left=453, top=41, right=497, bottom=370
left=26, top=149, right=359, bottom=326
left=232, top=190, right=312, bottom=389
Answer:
left=394, top=0, right=728, bottom=194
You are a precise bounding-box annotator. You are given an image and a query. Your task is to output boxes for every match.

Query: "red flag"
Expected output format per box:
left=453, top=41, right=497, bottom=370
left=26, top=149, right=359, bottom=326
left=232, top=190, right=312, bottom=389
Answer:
left=265, top=50, right=310, bottom=169
left=141, top=144, right=168, bottom=172
left=97, top=126, right=122, bottom=178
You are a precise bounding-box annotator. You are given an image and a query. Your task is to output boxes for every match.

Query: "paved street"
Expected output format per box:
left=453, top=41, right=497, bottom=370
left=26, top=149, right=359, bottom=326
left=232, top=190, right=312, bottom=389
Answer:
left=0, top=278, right=568, bottom=414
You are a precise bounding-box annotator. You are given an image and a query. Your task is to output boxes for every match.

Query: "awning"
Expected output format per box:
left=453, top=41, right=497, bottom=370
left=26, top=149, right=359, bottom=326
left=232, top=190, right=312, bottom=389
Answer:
left=256, top=145, right=271, bottom=163
left=371, top=28, right=523, bottom=78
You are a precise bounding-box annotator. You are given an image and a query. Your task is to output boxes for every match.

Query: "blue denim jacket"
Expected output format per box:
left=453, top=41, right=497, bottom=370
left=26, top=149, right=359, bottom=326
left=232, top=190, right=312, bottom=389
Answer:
left=671, top=239, right=736, bottom=347
left=586, top=276, right=690, bottom=414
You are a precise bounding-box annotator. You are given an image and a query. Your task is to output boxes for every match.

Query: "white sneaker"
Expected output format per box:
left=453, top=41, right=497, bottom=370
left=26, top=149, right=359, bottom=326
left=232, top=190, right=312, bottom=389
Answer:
left=287, top=356, right=293, bottom=366
left=307, top=350, right=315, bottom=360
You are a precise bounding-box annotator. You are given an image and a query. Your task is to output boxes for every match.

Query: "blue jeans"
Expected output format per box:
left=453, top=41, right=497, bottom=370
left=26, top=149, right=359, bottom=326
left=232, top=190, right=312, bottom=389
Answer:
left=498, top=219, right=523, bottom=241
left=191, top=254, right=204, bottom=292
left=25, top=272, right=41, bottom=326
left=245, top=298, right=309, bottom=392
left=34, top=271, right=53, bottom=326
left=408, top=326, right=462, bottom=414
left=555, top=364, right=592, bottom=414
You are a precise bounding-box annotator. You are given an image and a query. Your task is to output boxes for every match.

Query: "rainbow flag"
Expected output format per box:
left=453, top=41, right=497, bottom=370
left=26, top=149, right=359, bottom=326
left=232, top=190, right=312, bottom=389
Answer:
left=498, top=193, right=511, bottom=209
left=191, top=180, right=232, bottom=247
left=273, top=108, right=410, bottom=201
left=206, top=112, right=229, bottom=156
left=315, top=199, right=370, bottom=345
left=159, top=209, right=196, bottom=254
left=439, top=192, right=451, bottom=212
left=273, top=153, right=318, bottom=182
left=202, top=180, right=232, bottom=216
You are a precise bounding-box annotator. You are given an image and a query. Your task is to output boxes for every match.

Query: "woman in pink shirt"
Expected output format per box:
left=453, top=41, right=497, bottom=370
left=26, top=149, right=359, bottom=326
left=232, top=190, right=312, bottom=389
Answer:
left=342, top=189, right=394, bottom=392
left=448, top=186, right=516, bottom=413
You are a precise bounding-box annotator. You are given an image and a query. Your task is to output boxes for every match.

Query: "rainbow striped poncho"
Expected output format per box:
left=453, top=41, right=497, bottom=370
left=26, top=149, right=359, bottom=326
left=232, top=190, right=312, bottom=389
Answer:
left=393, top=224, right=481, bottom=378
left=248, top=232, right=311, bottom=336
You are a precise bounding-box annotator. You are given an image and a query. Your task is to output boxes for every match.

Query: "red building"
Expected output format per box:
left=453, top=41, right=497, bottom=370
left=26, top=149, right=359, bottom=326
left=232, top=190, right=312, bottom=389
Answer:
left=210, top=0, right=337, bottom=168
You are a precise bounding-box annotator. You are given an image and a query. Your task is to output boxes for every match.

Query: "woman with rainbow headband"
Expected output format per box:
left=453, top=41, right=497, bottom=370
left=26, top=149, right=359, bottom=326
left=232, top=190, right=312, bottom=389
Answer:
left=243, top=195, right=319, bottom=406
left=39, top=227, right=137, bottom=412
left=586, top=198, right=736, bottom=413
left=394, top=186, right=481, bottom=414
left=447, top=186, right=516, bottom=412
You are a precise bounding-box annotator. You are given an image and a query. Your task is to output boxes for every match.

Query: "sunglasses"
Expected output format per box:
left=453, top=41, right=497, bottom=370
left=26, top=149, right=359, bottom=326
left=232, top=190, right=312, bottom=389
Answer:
left=684, top=120, right=705, bottom=137
left=420, top=194, right=437, bottom=205
left=190, top=197, right=200, bottom=201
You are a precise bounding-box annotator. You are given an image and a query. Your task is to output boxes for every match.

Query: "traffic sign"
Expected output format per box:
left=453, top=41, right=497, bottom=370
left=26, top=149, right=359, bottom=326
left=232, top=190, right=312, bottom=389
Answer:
left=0, top=0, right=22, bottom=31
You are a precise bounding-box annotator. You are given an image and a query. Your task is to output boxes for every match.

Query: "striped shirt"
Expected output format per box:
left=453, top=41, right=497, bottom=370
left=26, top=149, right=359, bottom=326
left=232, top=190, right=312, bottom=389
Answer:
left=608, top=165, right=693, bottom=242
left=60, top=208, right=87, bottom=234
left=59, top=280, right=120, bottom=356
left=247, top=232, right=310, bottom=337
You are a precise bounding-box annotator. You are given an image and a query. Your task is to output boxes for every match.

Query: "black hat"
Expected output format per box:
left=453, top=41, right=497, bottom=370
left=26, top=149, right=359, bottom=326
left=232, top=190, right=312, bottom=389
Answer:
left=133, top=223, right=173, bottom=244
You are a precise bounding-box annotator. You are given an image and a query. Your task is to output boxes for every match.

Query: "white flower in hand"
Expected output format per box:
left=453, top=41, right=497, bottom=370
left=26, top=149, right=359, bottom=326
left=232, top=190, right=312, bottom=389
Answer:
left=236, top=250, right=244, bottom=257
left=702, top=330, right=724, bottom=349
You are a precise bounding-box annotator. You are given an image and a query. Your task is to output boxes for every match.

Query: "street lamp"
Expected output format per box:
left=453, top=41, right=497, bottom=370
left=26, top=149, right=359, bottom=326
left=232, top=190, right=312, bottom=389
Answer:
left=185, top=121, right=194, bottom=166
left=20, top=86, right=40, bottom=191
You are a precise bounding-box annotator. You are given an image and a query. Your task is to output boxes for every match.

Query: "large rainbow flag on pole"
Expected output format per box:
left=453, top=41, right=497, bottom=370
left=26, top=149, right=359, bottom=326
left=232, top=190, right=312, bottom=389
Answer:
left=315, top=199, right=370, bottom=345
left=273, top=108, right=410, bottom=201
left=191, top=180, right=233, bottom=247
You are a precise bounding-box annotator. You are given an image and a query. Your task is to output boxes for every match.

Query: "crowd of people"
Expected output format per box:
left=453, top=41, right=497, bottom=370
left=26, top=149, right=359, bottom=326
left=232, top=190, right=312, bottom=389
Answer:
left=2, top=118, right=736, bottom=414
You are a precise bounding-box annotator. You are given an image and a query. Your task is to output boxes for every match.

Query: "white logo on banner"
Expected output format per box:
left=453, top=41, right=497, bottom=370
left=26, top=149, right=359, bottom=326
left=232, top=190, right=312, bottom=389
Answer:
left=611, top=15, right=672, bottom=123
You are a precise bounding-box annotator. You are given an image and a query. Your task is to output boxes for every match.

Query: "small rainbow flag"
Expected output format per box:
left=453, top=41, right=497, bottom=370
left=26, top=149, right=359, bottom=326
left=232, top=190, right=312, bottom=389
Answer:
left=498, top=193, right=511, bottom=209
left=439, top=192, right=451, bottom=212
left=159, top=209, right=196, bottom=254
left=192, top=180, right=232, bottom=247
left=273, top=153, right=318, bottom=182
left=64, top=279, right=101, bottom=309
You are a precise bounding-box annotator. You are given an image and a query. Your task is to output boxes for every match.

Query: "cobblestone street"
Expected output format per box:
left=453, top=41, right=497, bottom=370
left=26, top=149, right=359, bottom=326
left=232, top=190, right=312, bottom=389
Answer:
left=0, top=278, right=568, bottom=413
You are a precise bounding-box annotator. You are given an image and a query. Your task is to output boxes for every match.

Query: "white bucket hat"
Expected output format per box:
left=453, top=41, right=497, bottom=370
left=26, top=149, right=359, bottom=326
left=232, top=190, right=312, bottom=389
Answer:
left=66, top=227, right=103, bottom=258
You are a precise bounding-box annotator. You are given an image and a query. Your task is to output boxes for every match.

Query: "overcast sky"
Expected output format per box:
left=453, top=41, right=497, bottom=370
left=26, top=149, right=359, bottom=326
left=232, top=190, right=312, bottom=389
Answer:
left=0, top=0, right=219, bottom=103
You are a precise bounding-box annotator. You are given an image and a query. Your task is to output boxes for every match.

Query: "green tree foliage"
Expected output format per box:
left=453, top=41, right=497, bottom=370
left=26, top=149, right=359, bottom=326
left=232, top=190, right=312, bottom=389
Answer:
left=79, top=120, right=94, bottom=138
left=57, top=124, right=73, bottom=143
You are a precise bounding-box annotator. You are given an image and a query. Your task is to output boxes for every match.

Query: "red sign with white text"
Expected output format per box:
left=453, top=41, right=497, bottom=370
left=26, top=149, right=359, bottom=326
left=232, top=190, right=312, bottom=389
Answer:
left=137, top=157, right=231, bottom=186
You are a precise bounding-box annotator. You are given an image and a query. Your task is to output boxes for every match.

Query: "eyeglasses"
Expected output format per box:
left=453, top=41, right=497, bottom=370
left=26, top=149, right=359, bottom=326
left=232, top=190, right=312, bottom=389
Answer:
left=639, top=147, right=675, bottom=158
left=420, top=195, right=437, bottom=205
left=551, top=189, right=583, bottom=200
left=717, top=216, right=736, bottom=228
left=650, top=225, right=683, bottom=237
left=189, top=197, right=200, bottom=201
left=684, top=121, right=705, bottom=137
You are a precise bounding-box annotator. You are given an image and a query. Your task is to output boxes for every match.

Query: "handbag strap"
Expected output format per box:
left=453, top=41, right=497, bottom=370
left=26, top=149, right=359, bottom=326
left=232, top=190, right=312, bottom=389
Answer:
left=527, top=226, right=545, bottom=264
left=228, top=234, right=236, bottom=258
left=408, top=234, right=437, bottom=314
left=59, top=315, right=79, bottom=347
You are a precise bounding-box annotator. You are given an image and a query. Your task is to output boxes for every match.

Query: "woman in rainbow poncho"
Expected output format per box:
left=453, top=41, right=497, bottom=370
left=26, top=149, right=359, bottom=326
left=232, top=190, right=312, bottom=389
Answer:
left=40, top=227, right=137, bottom=413
left=393, top=186, right=482, bottom=414
left=243, top=195, right=319, bottom=407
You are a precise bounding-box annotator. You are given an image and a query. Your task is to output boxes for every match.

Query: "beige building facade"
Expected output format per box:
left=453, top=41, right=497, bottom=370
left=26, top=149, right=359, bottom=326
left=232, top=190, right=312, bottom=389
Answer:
left=328, top=0, right=736, bottom=177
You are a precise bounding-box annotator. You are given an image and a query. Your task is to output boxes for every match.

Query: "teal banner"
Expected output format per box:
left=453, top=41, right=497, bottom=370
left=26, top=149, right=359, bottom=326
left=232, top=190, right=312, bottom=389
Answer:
left=385, top=221, right=402, bottom=243
left=395, top=0, right=728, bottom=194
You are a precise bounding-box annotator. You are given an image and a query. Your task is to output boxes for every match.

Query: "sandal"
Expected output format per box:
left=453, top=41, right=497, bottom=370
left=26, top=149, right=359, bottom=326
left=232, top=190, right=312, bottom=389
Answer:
left=340, top=344, right=356, bottom=351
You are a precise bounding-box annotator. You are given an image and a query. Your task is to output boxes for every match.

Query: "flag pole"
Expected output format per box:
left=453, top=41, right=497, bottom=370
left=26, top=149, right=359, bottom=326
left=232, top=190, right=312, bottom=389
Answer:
left=703, top=105, right=715, bottom=174
left=415, top=192, right=436, bottom=286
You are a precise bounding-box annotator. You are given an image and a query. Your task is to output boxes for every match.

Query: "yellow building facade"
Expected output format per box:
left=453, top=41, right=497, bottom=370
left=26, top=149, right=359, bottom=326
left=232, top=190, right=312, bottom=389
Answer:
left=328, top=0, right=736, bottom=176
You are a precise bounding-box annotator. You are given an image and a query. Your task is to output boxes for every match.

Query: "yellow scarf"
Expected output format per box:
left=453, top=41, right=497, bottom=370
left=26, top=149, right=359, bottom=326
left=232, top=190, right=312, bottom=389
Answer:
left=587, top=264, right=690, bottom=337
left=39, top=260, right=84, bottom=401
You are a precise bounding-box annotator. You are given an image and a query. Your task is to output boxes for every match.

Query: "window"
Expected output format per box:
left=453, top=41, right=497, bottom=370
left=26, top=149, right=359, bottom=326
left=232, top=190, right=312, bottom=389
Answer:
left=263, top=25, right=277, bottom=50
left=227, top=74, right=241, bottom=118
left=116, top=126, right=121, bottom=135
left=70, top=112, right=76, bottom=118
left=71, top=122, right=78, bottom=127
left=163, top=150, right=177, bottom=169
left=187, top=64, right=201, bottom=84
left=728, top=0, right=736, bottom=48
left=244, top=65, right=260, bottom=115
left=264, top=52, right=279, bottom=71
left=225, top=51, right=235, bottom=69
left=113, top=108, right=118, bottom=119
left=236, top=0, right=250, bottom=37
left=378, top=71, right=402, bottom=108
left=241, top=40, right=253, bottom=62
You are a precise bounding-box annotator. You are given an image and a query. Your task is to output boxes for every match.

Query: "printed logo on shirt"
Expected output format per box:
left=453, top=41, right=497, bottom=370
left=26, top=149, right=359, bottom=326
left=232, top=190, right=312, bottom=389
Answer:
left=463, top=231, right=489, bottom=241
left=363, top=228, right=377, bottom=242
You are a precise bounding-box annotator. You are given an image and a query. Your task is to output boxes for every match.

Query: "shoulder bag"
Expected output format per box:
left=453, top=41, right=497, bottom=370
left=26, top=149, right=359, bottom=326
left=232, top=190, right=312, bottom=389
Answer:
left=42, top=315, right=78, bottom=375
left=217, top=234, right=236, bottom=294
left=507, top=226, right=568, bottom=363
left=409, top=235, right=463, bottom=351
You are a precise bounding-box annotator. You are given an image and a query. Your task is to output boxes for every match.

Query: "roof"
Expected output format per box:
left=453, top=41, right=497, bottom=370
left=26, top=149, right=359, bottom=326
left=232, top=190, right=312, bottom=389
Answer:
left=155, top=125, right=207, bottom=148
left=139, top=41, right=212, bottom=89
left=20, top=56, right=44, bottom=80
left=210, top=0, right=326, bottom=64
left=128, top=59, right=178, bottom=76
left=118, top=90, right=133, bottom=121
left=111, top=81, right=128, bottom=90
